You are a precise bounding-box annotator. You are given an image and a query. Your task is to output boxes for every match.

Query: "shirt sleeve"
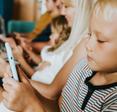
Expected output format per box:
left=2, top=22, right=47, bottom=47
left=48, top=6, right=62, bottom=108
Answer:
left=101, top=91, right=117, bottom=112
left=28, top=12, right=52, bottom=40
left=102, top=101, right=117, bottom=112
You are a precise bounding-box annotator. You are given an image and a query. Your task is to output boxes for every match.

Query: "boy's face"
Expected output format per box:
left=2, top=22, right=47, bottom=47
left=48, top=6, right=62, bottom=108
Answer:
left=86, top=9, right=117, bottom=73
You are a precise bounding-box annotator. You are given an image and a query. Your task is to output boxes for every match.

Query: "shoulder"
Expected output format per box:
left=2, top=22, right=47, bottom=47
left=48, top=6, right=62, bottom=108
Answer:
left=65, top=58, right=92, bottom=86
left=61, top=59, right=92, bottom=104
left=72, top=59, right=92, bottom=76
left=101, top=90, right=117, bottom=111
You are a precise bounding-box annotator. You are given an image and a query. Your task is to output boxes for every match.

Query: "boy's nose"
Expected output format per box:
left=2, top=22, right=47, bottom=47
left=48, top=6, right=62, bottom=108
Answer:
left=86, top=37, right=95, bottom=53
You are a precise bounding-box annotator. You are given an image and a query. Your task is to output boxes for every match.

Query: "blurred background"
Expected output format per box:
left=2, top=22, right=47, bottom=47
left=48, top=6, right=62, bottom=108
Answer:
left=0, top=0, right=46, bottom=34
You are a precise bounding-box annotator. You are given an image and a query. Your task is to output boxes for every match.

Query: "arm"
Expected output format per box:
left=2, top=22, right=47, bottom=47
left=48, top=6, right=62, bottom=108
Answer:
left=17, top=57, right=35, bottom=77
left=101, top=92, right=117, bottom=112
left=102, top=102, right=117, bottom=112
left=30, top=38, right=87, bottom=100
left=31, top=41, right=50, bottom=53
left=23, top=47, right=42, bottom=65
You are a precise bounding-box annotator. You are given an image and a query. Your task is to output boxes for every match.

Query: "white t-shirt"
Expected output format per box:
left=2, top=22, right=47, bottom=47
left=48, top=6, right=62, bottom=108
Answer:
left=31, top=46, right=73, bottom=84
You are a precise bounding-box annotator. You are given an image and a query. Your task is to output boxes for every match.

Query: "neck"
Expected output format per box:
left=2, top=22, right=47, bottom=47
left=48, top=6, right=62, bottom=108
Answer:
left=90, top=72, right=117, bottom=86
left=103, top=72, right=117, bottom=84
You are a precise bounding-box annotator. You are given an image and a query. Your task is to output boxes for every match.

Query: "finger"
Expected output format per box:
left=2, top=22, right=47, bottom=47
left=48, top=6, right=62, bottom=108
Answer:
left=3, top=77, right=17, bottom=86
left=14, top=32, right=20, bottom=37
left=13, top=46, right=18, bottom=50
left=2, top=91, right=9, bottom=102
left=4, top=73, right=10, bottom=77
left=2, top=91, right=10, bottom=106
left=0, top=58, right=6, bottom=63
left=3, top=73, right=11, bottom=79
left=3, top=98, right=8, bottom=106
left=5, top=66, right=12, bottom=77
left=21, top=41, right=26, bottom=47
left=2, top=98, right=11, bottom=110
left=17, top=46, right=22, bottom=51
left=3, top=83, right=13, bottom=93
left=0, top=58, right=4, bottom=62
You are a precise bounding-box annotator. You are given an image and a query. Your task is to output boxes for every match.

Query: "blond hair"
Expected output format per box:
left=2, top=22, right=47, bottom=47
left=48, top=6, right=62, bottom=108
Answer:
left=94, top=0, right=117, bottom=21
left=54, top=0, right=95, bottom=54
left=48, top=15, right=71, bottom=51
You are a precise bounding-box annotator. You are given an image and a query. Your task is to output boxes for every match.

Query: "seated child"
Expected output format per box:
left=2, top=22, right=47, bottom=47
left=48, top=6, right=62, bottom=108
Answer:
left=13, top=15, right=72, bottom=84
left=61, top=0, right=117, bottom=111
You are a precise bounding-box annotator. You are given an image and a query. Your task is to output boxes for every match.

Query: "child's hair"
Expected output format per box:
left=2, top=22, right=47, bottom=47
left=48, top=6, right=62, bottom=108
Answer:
left=93, top=0, right=117, bottom=21
left=48, top=15, right=71, bottom=51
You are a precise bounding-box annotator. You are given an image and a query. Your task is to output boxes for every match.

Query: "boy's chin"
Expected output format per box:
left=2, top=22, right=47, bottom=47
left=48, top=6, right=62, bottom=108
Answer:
left=88, top=63, right=109, bottom=73
left=88, top=61, right=99, bottom=72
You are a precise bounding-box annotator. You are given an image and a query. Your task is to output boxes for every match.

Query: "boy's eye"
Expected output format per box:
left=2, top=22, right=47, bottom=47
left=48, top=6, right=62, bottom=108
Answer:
left=65, top=6, right=68, bottom=8
left=97, top=40, right=105, bottom=43
left=64, top=5, right=69, bottom=8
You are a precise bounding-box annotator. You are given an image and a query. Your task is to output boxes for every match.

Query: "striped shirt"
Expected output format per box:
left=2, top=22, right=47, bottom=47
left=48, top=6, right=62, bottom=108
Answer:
left=61, top=59, right=117, bottom=112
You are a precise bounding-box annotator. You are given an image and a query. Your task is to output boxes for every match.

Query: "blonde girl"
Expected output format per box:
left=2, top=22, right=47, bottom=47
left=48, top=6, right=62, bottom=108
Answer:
left=13, top=15, right=71, bottom=84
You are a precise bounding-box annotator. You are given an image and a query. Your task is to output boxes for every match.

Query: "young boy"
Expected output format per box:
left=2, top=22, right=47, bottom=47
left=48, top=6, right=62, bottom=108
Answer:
left=61, top=0, right=117, bottom=111
left=2, top=0, right=117, bottom=112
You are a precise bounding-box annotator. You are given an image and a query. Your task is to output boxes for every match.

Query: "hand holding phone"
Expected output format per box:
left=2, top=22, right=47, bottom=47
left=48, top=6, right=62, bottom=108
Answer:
left=5, top=42, right=19, bottom=81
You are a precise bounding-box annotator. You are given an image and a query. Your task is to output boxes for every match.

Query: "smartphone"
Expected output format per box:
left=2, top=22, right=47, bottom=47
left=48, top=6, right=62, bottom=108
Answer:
left=5, top=42, right=19, bottom=81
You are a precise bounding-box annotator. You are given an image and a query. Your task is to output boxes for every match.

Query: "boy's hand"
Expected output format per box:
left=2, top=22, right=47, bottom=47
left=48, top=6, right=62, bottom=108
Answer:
left=2, top=75, right=40, bottom=112
left=0, top=58, right=11, bottom=77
